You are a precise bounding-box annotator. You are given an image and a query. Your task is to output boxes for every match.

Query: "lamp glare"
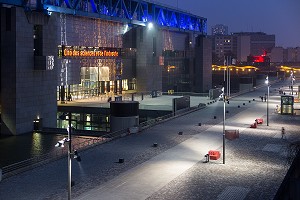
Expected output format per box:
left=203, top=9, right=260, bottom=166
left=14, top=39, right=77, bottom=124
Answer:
left=148, top=22, right=153, bottom=29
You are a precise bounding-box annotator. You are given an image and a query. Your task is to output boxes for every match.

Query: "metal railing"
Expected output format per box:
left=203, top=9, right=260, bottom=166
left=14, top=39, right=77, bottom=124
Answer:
left=1, top=129, right=128, bottom=179
left=161, top=92, right=209, bottom=97
left=139, top=103, right=206, bottom=130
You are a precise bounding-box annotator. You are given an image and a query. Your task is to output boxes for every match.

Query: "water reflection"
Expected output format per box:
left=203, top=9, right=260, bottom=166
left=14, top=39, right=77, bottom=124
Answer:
left=0, top=132, right=66, bottom=168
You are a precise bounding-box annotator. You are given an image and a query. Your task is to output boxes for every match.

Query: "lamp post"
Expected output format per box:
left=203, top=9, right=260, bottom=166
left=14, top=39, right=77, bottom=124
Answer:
left=223, top=91, right=226, bottom=164
left=226, top=57, right=229, bottom=97
left=265, top=76, right=270, bottom=126
left=291, top=71, right=295, bottom=95
left=56, top=112, right=81, bottom=200
left=222, top=57, right=227, bottom=164
left=220, top=86, right=226, bottom=164
left=67, top=112, right=72, bottom=200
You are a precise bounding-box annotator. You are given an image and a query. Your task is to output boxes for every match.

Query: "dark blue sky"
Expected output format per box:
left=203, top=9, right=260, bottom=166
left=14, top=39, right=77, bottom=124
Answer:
left=156, top=0, right=300, bottom=48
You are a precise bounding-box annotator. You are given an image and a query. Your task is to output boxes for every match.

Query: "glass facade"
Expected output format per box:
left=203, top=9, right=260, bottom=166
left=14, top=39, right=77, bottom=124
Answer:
left=57, top=112, right=110, bottom=132
left=162, top=50, right=190, bottom=93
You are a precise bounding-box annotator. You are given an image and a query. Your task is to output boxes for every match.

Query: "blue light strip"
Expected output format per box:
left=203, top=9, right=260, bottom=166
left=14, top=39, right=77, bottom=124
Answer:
left=0, top=0, right=207, bottom=34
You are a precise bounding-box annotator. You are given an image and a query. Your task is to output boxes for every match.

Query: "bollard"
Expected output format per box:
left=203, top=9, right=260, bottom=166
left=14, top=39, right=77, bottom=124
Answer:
left=204, top=154, right=210, bottom=163
left=214, top=116, right=217, bottom=119
left=281, top=127, right=286, bottom=139
left=249, top=100, right=251, bottom=103
left=238, top=105, right=240, bottom=108
left=198, top=123, right=202, bottom=126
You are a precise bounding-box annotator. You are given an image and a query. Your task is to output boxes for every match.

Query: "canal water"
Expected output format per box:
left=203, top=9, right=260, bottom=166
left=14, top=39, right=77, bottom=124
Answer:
left=0, top=132, right=65, bottom=168
left=0, top=107, right=172, bottom=168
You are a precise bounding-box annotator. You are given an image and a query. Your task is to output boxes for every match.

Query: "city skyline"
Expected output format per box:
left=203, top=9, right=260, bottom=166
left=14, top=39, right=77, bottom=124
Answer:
left=156, top=0, right=300, bottom=48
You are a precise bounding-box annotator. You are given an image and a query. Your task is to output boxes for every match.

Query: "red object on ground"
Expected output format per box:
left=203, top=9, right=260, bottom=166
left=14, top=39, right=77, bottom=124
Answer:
left=225, top=130, right=239, bottom=140
left=250, top=122, right=257, bottom=128
left=208, top=150, right=221, bottom=160
left=255, top=118, right=263, bottom=124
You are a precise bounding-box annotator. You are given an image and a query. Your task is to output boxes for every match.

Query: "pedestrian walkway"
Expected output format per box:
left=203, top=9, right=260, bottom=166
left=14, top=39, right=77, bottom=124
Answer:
left=0, top=80, right=299, bottom=200
left=58, top=93, right=212, bottom=111
left=75, top=92, right=283, bottom=200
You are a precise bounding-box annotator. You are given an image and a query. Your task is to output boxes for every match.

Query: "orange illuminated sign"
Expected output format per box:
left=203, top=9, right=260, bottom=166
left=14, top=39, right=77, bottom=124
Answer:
left=59, top=45, right=120, bottom=58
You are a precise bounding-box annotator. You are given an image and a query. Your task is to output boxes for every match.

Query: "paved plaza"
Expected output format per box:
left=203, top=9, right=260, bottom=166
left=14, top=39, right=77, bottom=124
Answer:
left=0, top=80, right=299, bottom=200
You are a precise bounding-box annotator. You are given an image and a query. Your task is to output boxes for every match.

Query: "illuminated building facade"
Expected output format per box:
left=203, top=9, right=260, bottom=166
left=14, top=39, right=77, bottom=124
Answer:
left=0, top=1, right=210, bottom=135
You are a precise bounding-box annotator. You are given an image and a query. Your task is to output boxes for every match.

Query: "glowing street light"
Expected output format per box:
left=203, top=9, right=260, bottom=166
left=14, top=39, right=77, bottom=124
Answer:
left=265, top=76, right=270, bottom=126
left=147, top=22, right=153, bottom=30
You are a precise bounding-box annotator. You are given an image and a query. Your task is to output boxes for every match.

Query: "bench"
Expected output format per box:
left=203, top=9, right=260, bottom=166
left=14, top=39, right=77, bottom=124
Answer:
left=225, top=130, right=239, bottom=140
left=255, top=118, right=263, bottom=124
left=208, top=150, right=221, bottom=160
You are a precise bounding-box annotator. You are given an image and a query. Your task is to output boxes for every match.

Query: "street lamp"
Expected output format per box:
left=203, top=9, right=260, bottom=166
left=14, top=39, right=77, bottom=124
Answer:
left=265, top=76, right=270, bottom=126
left=220, top=87, right=226, bottom=164
left=223, top=90, right=226, bottom=164
left=147, top=22, right=153, bottom=29
left=291, top=71, right=295, bottom=95
left=56, top=112, right=81, bottom=200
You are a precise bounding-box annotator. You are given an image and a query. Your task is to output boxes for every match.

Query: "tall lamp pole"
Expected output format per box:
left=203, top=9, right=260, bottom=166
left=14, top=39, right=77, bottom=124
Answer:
left=265, top=77, right=269, bottom=126
left=67, top=112, right=72, bottom=200
left=226, top=57, right=229, bottom=97
left=267, top=85, right=270, bottom=126
left=221, top=86, right=226, bottom=164
left=291, top=71, right=295, bottom=95
left=56, top=112, right=81, bottom=200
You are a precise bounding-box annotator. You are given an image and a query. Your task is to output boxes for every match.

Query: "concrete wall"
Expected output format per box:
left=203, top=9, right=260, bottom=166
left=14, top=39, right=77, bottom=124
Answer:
left=1, top=7, right=57, bottom=135
left=194, top=36, right=212, bottom=92
left=135, top=26, right=162, bottom=92
left=1, top=7, right=16, bottom=135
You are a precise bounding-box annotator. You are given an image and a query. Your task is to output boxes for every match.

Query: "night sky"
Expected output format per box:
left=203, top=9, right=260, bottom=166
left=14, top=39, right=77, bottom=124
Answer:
left=156, top=0, right=300, bottom=48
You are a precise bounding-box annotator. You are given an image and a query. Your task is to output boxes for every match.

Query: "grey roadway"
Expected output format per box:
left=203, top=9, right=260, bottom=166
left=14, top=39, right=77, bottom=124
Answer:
left=0, top=80, right=298, bottom=200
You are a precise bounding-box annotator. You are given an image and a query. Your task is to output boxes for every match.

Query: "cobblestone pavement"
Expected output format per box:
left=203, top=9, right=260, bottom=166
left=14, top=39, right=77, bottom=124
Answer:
left=146, top=115, right=292, bottom=200
left=0, top=80, right=298, bottom=200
